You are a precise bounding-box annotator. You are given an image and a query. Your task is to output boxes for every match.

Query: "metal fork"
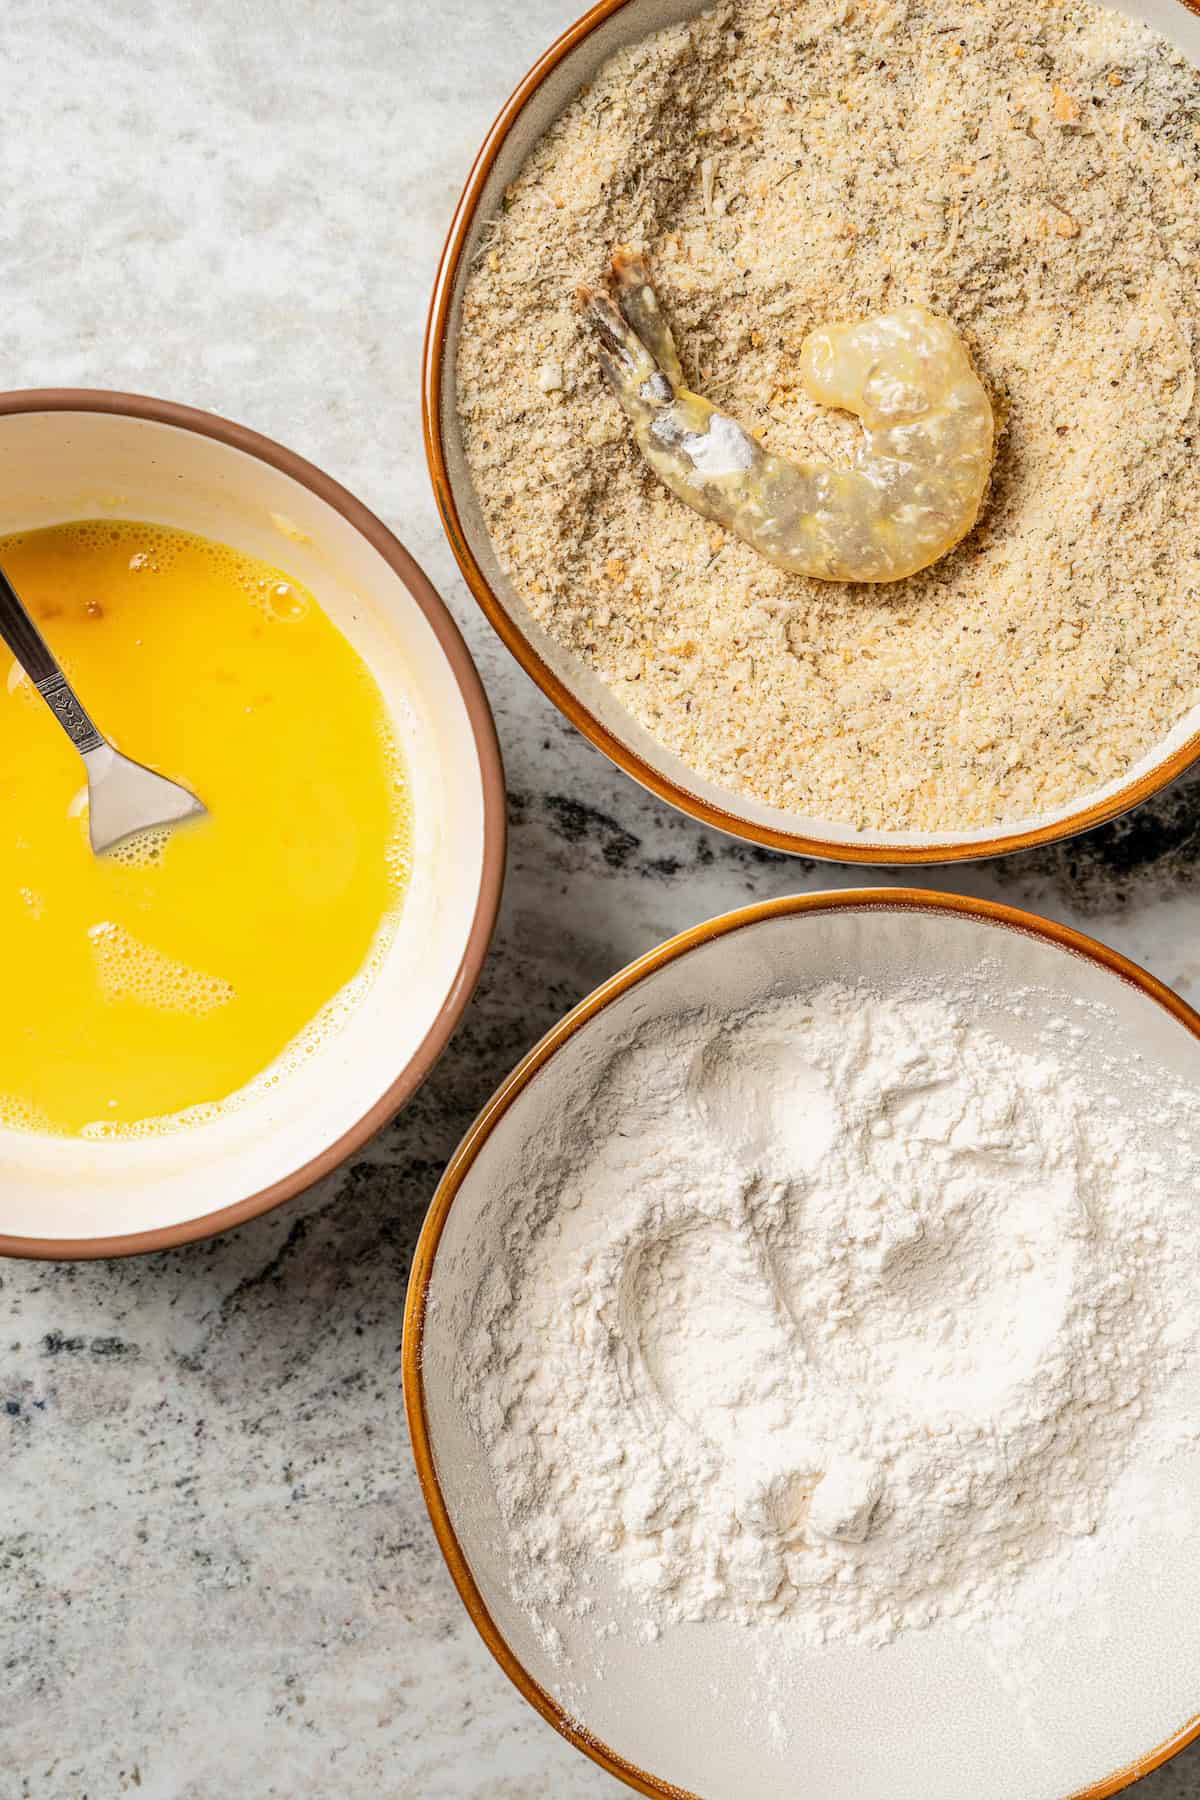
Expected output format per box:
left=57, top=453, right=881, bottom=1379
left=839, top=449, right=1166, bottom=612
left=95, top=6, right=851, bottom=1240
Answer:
left=0, top=558, right=206, bottom=854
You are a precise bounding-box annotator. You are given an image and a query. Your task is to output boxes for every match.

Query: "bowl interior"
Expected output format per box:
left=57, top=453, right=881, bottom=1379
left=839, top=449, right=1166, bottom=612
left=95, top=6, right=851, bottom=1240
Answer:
left=421, top=900, right=1200, bottom=1800
left=0, top=405, right=490, bottom=1243
left=435, top=0, right=1200, bottom=859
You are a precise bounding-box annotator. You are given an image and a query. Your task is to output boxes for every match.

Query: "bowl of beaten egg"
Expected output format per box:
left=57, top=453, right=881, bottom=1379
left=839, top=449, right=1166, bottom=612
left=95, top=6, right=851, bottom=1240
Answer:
left=0, top=390, right=504, bottom=1256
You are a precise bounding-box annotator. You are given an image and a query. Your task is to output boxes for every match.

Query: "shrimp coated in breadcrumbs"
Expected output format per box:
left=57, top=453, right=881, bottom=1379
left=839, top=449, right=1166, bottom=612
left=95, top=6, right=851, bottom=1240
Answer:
left=580, top=249, right=994, bottom=583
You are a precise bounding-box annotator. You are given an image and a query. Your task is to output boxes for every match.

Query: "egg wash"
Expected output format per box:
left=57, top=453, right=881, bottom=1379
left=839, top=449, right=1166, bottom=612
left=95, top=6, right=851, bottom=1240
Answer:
left=0, top=520, right=411, bottom=1137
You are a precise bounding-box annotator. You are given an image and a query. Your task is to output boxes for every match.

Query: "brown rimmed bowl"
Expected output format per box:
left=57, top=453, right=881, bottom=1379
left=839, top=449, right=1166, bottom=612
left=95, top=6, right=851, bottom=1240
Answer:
left=424, top=0, right=1200, bottom=865
left=0, top=390, right=505, bottom=1259
left=405, top=888, right=1200, bottom=1800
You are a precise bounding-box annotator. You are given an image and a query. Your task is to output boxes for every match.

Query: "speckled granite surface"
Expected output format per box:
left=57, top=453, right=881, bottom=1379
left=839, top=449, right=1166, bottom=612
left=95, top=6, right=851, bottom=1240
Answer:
left=2, top=1, right=1200, bottom=1795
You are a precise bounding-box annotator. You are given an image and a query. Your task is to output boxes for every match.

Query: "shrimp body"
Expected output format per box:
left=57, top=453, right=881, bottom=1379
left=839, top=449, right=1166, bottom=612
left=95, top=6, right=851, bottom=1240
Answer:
left=581, top=252, right=994, bottom=583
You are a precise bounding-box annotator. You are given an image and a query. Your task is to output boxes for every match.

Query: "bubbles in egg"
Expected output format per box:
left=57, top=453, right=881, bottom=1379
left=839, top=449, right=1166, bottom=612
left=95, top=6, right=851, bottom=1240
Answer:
left=267, top=581, right=309, bottom=623
left=87, top=920, right=235, bottom=1018
left=107, top=825, right=170, bottom=869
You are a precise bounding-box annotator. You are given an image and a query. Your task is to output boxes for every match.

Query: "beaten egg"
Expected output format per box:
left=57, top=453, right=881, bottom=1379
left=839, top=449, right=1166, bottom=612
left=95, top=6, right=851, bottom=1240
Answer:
left=0, top=520, right=410, bottom=1136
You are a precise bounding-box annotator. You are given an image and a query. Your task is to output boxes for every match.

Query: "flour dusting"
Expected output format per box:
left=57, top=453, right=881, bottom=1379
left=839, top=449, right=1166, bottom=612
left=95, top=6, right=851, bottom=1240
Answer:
left=459, top=980, right=1200, bottom=1659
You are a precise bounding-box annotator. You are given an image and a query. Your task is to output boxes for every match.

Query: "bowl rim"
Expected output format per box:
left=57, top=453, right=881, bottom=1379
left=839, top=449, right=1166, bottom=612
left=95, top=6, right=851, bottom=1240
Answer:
left=403, top=886, right=1200, bottom=1800
left=0, top=386, right=507, bottom=1262
left=423, top=0, right=1200, bottom=866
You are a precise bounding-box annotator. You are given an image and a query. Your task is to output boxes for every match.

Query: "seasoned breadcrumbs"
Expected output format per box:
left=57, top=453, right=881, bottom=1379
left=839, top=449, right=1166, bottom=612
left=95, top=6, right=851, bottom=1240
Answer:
left=457, top=0, right=1200, bottom=832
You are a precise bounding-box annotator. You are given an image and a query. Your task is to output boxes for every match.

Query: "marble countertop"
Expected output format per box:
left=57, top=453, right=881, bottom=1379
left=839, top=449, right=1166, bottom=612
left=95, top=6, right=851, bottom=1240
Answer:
left=2, top=1, right=1199, bottom=1794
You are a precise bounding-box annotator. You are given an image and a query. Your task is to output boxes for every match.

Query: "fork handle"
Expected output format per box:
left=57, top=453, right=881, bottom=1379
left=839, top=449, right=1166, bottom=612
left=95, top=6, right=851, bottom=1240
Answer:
left=0, top=561, right=105, bottom=753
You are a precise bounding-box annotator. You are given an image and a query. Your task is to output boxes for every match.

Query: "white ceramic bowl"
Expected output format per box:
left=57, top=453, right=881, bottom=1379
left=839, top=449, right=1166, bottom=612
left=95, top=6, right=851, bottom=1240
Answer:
left=0, top=390, right=505, bottom=1257
left=426, top=0, right=1200, bottom=864
left=406, top=891, right=1200, bottom=1800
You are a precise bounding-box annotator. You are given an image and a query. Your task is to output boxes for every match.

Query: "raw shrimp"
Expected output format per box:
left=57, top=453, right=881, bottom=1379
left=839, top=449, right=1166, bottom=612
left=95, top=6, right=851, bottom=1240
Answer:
left=580, top=250, right=994, bottom=583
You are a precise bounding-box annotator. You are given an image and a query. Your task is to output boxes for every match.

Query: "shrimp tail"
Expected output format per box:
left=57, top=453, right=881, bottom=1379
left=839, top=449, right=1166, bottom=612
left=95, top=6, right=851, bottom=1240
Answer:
left=577, top=281, right=674, bottom=424
left=611, top=246, right=685, bottom=387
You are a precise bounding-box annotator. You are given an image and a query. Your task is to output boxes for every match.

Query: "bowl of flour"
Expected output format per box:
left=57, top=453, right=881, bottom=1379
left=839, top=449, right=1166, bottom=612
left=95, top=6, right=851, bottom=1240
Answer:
left=430, top=0, right=1200, bottom=863
left=405, top=890, right=1200, bottom=1800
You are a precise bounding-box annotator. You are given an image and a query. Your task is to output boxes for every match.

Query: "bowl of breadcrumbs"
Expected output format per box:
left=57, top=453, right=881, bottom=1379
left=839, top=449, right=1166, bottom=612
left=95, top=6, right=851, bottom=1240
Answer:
left=427, top=0, right=1200, bottom=862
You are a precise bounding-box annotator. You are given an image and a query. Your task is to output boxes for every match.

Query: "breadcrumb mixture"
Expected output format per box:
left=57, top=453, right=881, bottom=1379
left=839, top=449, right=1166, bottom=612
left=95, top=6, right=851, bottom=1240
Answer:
left=457, top=0, right=1200, bottom=832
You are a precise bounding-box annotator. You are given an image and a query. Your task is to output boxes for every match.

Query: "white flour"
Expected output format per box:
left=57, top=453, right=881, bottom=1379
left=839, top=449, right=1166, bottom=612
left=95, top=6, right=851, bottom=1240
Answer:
left=460, top=981, right=1200, bottom=1656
